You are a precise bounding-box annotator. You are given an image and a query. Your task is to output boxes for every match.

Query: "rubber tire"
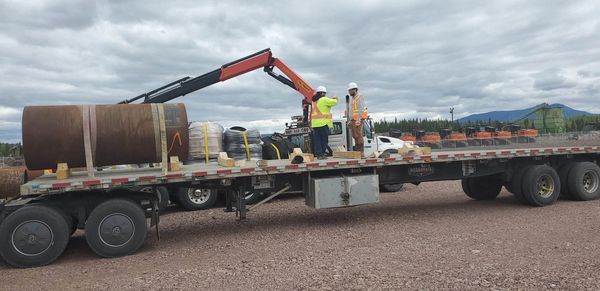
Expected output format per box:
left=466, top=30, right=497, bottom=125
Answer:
left=521, top=165, right=560, bottom=207
left=511, top=165, right=531, bottom=204
left=464, top=175, right=502, bottom=200
left=558, top=162, right=576, bottom=199
left=85, top=199, right=147, bottom=258
left=381, top=183, right=404, bottom=193
left=176, top=187, right=218, bottom=210
left=242, top=191, right=263, bottom=205
left=60, top=211, right=77, bottom=236
left=567, top=162, right=600, bottom=201
left=157, top=186, right=170, bottom=213
left=461, top=179, right=474, bottom=197
left=0, top=205, right=70, bottom=268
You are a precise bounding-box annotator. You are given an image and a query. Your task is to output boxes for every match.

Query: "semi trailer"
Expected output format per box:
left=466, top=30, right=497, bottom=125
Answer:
left=1, top=49, right=599, bottom=268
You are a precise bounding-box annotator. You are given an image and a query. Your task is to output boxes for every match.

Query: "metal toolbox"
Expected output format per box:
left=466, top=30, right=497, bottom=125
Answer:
left=306, top=174, right=379, bottom=209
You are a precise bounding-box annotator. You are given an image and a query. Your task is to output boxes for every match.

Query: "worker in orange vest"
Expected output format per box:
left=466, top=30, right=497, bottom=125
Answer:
left=347, top=82, right=367, bottom=155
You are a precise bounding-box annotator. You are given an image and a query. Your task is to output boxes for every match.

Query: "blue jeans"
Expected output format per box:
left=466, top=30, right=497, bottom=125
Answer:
left=313, top=126, right=329, bottom=157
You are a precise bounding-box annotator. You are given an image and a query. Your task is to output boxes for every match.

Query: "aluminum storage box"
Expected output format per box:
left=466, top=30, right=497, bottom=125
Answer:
left=306, top=174, right=379, bottom=209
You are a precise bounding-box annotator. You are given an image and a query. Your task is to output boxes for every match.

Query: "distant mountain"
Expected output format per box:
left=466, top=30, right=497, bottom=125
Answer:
left=457, top=103, right=595, bottom=123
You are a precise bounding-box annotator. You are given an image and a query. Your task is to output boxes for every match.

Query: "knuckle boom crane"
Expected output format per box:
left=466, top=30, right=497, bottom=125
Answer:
left=118, top=48, right=315, bottom=111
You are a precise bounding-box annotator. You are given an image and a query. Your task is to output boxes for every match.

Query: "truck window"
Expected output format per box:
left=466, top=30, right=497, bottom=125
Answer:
left=330, top=122, right=343, bottom=135
left=363, top=121, right=373, bottom=139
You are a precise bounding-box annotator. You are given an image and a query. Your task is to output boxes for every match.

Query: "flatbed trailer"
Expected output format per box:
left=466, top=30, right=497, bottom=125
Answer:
left=1, top=139, right=600, bottom=268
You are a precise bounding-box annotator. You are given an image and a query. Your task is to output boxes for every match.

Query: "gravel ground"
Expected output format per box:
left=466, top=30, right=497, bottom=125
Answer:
left=2, top=180, right=600, bottom=290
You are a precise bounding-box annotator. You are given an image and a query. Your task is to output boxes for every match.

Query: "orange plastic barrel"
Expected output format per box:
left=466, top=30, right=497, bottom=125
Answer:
left=422, top=134, right=441, bottom=142
left=518, top=129, right=538, bottom=137
left=473, top=132, right=492, bottom=139
left=495, top=131, right=512, bottom=138
left=400, top=135, right=417, bottom=143
left=448, top=133, right=467, bottom=141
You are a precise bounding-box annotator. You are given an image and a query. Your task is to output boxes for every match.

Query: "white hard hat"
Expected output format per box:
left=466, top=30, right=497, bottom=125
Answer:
left=347, top=82, right=358, bottom=90
left=316, top=86, right=327, bottom=93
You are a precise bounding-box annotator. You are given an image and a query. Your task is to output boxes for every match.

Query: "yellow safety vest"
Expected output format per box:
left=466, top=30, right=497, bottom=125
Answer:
left=352, top=95, right=368, bottom=120
left=311, top=97, right=337, bottom=128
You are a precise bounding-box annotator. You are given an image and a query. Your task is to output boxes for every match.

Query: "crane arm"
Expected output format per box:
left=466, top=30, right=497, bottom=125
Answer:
left=119, top=48, right=315, bottom=106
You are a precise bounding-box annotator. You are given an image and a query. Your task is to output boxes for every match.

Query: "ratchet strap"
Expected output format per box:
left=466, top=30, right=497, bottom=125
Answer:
left=204, top=123, right=209, bottom=163
left=81, top=105, right=95, bottom=177
left=242, top=131, right=250, bottom=160
left=270, top=143, right=281, bottom=160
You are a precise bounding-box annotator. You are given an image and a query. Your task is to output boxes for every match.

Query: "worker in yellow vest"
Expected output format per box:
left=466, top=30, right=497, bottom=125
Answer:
left=347, top=82, right=368, bottom=155
left=311, top=86, right=338, bottom=160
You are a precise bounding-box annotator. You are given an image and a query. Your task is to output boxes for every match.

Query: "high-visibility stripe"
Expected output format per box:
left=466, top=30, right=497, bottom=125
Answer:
left=311, top=99, right=333, bottom=119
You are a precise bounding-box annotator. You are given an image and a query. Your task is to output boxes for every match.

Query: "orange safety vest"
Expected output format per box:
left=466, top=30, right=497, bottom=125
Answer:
left=352, top=95, right=368, bottom=120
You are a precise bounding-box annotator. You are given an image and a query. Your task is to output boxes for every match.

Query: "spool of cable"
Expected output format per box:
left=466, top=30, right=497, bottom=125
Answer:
left=223, top=127, right=263, bottom=160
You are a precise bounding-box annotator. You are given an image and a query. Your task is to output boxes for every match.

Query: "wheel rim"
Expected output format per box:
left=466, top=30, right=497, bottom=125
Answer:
left=11, top=220, right=54, bottom=256
left=98, top=213, right=135, bottom=248
left=536, top=174, right=555, bottom=198
left=188, top=188, right=211, bottom=204
left=582, top=170, right=599, bottom=193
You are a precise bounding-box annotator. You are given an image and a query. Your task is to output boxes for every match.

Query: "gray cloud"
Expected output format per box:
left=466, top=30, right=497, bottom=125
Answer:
left=1, top=0, right=599, bottom=142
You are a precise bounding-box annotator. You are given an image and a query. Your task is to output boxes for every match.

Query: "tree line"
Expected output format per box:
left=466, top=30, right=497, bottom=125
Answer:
left=373, top=115, right=600, bottom=134
left=0, top=143, right=22, bottom=157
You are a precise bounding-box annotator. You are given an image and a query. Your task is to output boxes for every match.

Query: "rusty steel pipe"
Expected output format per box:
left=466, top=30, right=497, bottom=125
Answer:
left=22, top=104, right=188, bottom=170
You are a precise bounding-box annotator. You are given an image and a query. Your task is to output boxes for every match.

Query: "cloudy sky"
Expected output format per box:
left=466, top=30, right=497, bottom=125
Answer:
left=1, top=0, right=599, bottom=142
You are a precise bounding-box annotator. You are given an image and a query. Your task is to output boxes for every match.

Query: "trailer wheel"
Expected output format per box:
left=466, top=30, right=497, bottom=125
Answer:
left=464, top=175, right=502, bottom=200
left=139, top=186, right=169, bottom=213
left=380, top=183, right=404, bottom=192
left=511, top=165, right=531, bottom=204
left=558, top=162, right=576, bottom=199
left=85, top=199, right=147, bottom=258
left=521, top=165, right=560, bottom=206
left=567, top=162, right=600, bottom=201
left=461, top=179, right=474, bottom=197
left=157, top=186, right=170, bottom=212
left=176, top=187, right=218, bottom=210
left=0, top=205, right=71, bottom=268
left=241, top=191, right=262, bottom=205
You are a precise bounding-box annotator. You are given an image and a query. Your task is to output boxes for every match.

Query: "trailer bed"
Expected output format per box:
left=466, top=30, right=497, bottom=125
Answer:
left=20, top=145, right=600, bottom=196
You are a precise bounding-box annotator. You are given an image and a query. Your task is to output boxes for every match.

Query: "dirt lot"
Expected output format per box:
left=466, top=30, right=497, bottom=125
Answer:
left=2, top=181, right=600, bottom=290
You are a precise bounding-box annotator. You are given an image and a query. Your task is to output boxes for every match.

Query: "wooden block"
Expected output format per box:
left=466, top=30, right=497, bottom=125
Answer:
left=169, top=156, right=181, bottom=171
left=291, top=148, right=304, bottom=156
left=56, top=163, right=71, bottom=180
left=300, top=153, right=315, bottom=162
left=333, top=151, right=362, bottom=159
left=289, top=148, right=315, bottom=163
left=217, top=152, right=235, bottom=167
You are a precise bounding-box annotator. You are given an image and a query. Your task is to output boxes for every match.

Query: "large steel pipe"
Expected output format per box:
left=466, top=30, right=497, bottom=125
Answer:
left=22, top=103, right=188, bottom=170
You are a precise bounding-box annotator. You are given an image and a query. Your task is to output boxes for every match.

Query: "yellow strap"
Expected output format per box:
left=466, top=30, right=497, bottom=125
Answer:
left=203, top=123, right=209, bottom=163
left=242, top=131, right=250, bottom=160
left=270, top=143, right=281, bottom=160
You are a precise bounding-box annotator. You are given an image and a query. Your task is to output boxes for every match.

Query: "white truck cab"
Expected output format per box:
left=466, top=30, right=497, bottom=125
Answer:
left=328, top=119, right=414, bottom=157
